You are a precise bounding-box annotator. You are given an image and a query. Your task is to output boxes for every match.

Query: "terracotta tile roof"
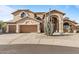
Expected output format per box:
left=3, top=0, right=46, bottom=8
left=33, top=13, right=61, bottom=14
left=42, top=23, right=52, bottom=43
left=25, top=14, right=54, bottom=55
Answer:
left=6, top=19, right=17, bottom=24
left=12, top=17, right=42, bottom=23
left=35, top=12, right=45, bottom=14
left=64, top=17, right=78, bottom=24
left=6, top=21, right=16, bottom=24
left=11, top=9, right=34, bottom=14
left=12, top=9, right=65, bottom=15
left=47, top=10, right=65, bottom=15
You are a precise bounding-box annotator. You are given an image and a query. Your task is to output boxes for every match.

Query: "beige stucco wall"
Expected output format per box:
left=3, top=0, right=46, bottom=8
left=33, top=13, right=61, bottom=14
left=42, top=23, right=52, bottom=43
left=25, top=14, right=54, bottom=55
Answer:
left=28, top=12, right=35, bottom=18
left=13, top=11, right=35, bottom=21
left=17, top=19, right=39, bottom=25
left=13, top=14, right=22, bottom=21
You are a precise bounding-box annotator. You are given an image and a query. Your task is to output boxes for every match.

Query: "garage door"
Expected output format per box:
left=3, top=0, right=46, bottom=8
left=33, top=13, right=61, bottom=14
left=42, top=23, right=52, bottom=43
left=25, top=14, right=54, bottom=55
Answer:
left=8, top=25, right=16, bottom=33
left=20, top=25, right=37, bottom=33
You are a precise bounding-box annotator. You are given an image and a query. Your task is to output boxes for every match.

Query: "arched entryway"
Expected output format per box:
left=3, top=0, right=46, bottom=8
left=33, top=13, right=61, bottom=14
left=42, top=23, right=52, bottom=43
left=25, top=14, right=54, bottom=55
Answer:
left=50, top=15, right=59, bottom=32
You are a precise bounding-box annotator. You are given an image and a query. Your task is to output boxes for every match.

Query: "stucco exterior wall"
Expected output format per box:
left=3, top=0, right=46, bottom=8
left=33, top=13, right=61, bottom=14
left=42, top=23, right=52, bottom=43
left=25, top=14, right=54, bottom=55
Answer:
left=13, top=11, right=35, bottom=22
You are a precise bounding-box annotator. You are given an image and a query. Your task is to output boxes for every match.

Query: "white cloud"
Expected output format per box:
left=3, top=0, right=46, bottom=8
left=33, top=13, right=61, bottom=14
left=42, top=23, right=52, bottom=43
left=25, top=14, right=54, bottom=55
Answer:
left=0, top=5, right=16, bottom=21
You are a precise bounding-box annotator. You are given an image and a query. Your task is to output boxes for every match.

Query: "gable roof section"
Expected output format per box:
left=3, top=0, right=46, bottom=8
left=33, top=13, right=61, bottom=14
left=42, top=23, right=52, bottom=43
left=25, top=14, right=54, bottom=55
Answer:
left=15, top=17, right=42, bottom=23
left=35, top=12, right=45, bottom=14
left=47, top=10, right=65, bottom=15
left=11, top=9, right=34, bottom=15
left=64, top=18, right=78, bottom=24
left=7, top=17, right=42, bottom=24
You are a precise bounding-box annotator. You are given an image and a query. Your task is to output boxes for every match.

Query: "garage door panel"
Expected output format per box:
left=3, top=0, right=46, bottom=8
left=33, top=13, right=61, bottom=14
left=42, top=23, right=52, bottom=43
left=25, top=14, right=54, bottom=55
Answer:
left=9, top=25, right=16, bottom=33
left=20, top=25, right=37, bottom=33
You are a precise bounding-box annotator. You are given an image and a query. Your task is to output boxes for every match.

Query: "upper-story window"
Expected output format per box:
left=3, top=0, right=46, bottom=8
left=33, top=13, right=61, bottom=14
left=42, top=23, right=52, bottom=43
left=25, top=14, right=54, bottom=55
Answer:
left=21, top=12, right=26, bottom=18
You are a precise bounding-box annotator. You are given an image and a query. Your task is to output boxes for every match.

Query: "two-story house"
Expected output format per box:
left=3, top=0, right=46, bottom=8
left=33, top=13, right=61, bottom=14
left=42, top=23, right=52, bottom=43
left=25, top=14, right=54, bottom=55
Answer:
left=6, top=9, right=78, bottom=33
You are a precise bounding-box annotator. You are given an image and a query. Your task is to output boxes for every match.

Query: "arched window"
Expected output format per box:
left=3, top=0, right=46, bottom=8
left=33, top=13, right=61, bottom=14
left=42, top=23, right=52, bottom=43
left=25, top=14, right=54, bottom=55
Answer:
left=21, top=12, right=26, bottom=18
left=63, top=23, right=70, bottom=29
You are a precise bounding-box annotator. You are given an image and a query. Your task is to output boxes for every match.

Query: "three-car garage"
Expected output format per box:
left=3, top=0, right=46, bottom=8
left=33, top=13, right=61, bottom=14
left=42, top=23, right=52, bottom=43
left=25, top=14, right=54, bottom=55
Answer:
left=7, top=18, right=40, bottom=33
left=8, top=25, right=38, bottom=33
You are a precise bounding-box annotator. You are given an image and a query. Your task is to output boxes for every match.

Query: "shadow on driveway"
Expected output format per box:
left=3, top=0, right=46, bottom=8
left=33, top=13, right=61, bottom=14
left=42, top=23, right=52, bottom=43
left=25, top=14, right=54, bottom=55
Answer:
left=0, top=44, right=79, bottom=54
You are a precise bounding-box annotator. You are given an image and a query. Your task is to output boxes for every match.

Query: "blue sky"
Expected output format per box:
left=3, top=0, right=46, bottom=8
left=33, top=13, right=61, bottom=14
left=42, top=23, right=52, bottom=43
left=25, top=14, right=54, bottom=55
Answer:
left=0, top=5, right=79, bottom=23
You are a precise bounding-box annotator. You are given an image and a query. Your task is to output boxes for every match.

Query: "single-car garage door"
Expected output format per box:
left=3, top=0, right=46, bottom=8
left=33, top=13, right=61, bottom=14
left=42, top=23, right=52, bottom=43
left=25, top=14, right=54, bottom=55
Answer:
left=20, top=25, right=37, bottom=33
left=8, top=25, right=16, bottom=33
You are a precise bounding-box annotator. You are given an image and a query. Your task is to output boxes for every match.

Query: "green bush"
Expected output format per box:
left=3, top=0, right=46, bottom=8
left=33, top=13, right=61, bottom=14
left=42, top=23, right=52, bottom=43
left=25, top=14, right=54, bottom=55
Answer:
left=0, top=21, right=7, bottom=33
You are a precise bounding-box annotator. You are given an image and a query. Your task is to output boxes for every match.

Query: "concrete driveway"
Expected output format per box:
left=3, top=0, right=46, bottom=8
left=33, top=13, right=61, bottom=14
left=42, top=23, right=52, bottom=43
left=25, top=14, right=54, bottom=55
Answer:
left=0, top=33, right=79, bottom=47
left=0, top=33, right=79, bottom=53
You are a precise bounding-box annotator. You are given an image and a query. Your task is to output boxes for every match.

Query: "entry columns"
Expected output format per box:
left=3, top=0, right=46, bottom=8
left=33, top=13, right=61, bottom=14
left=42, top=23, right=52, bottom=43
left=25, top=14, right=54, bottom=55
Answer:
left=37, top=23, right=40, bottom=33
left=59, top=16, right=63, bottom=33
left=16, top=24, right=20, bottom=33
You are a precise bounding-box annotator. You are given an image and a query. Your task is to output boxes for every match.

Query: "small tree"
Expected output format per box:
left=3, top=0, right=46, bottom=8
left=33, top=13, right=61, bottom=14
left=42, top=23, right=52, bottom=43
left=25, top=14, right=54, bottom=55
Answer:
left=2, top=22, right=7, bottom=33
left=44, top=8, right=55, bottom=36
left=44, top=16, right=54, bottom=36
left=0, top=21, right=3, bottom=29
left=0, top=21, right=7, bottom=33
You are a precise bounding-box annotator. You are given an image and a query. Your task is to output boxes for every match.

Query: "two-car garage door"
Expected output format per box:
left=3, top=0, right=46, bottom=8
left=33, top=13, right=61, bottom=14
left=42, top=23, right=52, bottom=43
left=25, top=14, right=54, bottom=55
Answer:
left=20, top=25, right=37, bottom=33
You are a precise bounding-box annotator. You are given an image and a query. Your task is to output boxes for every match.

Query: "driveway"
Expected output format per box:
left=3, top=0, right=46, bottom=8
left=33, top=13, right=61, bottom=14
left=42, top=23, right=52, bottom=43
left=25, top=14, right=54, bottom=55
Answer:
left=0, top=33, right=79, bottom=53
left=0, top=33, right=79, bottom=47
